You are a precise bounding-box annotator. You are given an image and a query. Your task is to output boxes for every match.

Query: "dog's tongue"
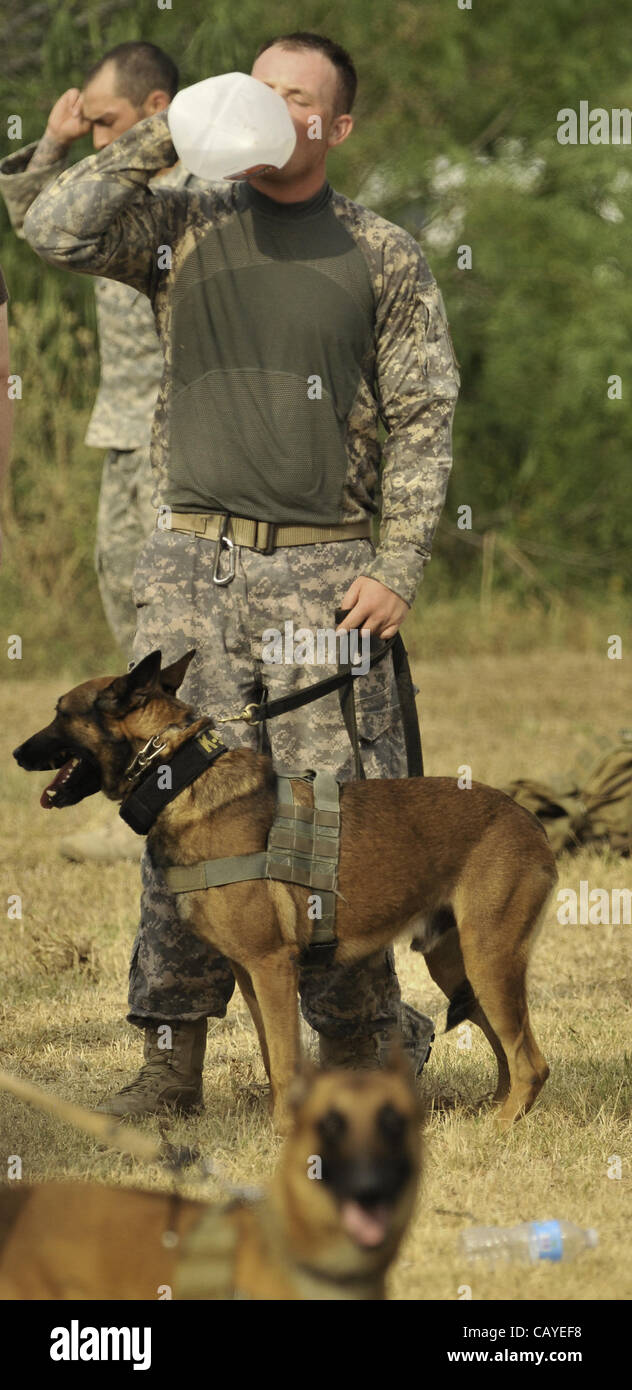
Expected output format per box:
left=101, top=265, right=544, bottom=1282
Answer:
left=340, top=1201, right=390, bottom=1248
left=41, top=759, right=75, bottom=808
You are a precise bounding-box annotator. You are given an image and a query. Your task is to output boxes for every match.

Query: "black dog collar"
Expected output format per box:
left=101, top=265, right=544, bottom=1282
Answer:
left=120, top=726, right=229, bottom=835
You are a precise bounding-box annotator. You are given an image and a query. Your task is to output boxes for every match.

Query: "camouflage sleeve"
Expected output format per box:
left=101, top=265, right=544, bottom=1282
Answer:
left=0, top=142, right=68, bottom=238
left=361, top=233, right=460, bottom=608
left=23, top=112, right=180, bottom=296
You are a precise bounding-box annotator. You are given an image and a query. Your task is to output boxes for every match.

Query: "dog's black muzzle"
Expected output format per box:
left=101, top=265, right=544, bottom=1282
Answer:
left=323, top=1155, right=413, bottom=1211
left=14, top=727, right=68, bottom=771
left=13, top=729, right=102, bottom=808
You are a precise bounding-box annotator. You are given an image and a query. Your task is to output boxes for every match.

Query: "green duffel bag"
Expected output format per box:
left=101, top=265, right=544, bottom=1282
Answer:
left=504, top=731, right=632, bottom=856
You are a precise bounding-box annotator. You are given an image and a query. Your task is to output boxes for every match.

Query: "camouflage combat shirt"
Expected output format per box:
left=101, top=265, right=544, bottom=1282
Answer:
left=22, top=111, right=460, bottom=604
left=0, top=141, right=195, bottom=450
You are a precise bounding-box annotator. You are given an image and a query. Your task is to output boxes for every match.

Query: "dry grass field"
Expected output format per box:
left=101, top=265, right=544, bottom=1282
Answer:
left=1, top=641, right=631, bottom=1301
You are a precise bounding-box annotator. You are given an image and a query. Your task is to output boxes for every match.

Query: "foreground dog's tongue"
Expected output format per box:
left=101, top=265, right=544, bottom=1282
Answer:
left=340, top=1200, right=390, bottom=1248
left=41, top=759, right=77, bottom=808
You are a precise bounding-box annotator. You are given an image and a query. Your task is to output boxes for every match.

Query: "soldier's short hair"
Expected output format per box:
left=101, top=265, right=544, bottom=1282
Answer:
left=85, top=41, right=179, bottom=106
left=254, top=32, right=357, bottom=118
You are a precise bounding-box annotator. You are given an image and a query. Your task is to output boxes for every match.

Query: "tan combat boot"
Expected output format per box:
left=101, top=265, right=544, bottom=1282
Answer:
left=319, top=1003, right=434, bottom=1077
left=95, top=1019, right=207, bottom=1117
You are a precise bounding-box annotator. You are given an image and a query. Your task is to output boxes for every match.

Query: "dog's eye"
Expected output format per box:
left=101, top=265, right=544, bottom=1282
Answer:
left=377, top=1104, right=407, bottom=1142
left=317, top=1109, right=347, bottom=1146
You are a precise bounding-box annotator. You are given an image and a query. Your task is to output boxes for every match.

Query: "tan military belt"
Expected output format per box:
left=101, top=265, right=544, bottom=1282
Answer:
left=158, top=511, right=371, bottom=551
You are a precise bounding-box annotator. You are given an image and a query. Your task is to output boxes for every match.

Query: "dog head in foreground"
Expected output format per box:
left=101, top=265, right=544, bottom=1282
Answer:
left=0, top=1057, right=423, bottom=1301
left=13, top=650, right=197, bottom=808
left=179, top=1049, right=424, bottom=1300
left=284, top=1050, right=423, bottom=1259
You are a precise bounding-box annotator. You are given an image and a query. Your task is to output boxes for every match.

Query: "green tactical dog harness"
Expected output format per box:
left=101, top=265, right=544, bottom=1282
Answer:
left=163, top=769, right=341, bottom=960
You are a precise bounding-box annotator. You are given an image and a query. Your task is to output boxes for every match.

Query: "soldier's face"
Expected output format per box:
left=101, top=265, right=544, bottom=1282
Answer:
left=81, top=61, right=169, bottom=149
left=250, top=46, right=352, bottom=183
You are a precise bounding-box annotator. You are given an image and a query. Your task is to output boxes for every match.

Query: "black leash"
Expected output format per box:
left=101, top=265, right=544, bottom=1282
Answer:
left=390, top=628, right=424, bottom=778
left=120, top=616, right=424, bottom=836
left=336, top=624, right=423, bottom=780
left=239, top=610, right=423, bottom=780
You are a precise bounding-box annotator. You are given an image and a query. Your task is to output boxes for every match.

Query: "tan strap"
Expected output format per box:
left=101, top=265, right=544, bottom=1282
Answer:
left=175, top=1205, right=243, bottom=1301
left=158, top=511, right=371, bottom=549
left=162, top=771, right=341, bottom=955
left=164, top=851, right=268, bottom=894
left=265, top=772, right=340, bottom=950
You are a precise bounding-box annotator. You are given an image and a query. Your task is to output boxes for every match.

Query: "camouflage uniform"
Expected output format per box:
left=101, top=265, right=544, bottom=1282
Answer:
left=95, top=444, right=155, bottom=650
left=22, top=112, right=460, bottom=1045
left=130, top=531, right=408, bottom=1033
left=0, top=144, right=195, bottom=651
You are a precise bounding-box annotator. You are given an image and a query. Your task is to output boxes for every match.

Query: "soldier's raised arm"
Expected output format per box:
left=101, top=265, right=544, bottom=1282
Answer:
left=23, top=110, right=181, bottom=297
left=0, top=88, right=89, bottom=236
left=362, top=231, right=460, bottom=609
left=0, top=139, right=68, bottom=238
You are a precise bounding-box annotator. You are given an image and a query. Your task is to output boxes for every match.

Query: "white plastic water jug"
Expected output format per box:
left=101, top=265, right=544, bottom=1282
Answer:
left=167, top=72, right=298, bottom=181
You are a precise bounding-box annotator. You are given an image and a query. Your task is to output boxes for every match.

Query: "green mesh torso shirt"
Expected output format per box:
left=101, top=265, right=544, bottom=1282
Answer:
left=168, top=178, right=375, bottom=524
left=23, top=111, right=460, bottom=605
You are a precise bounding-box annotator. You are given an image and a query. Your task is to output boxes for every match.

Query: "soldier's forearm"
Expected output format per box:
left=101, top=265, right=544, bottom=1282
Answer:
left=29, top=130, right=71, bottom=172
left=363, top=444, right=454, bottom=606
left=0, top=139, right=69, bottom=238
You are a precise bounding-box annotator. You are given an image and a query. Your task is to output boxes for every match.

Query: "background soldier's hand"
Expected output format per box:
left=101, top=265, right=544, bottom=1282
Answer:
left=337, top=575, right=410, bottom=640
left=45, top=89, right=91, bottom=147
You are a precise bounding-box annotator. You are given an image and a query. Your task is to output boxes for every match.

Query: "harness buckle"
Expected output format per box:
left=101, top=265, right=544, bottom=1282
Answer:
left=212, top=514, right=236, bottom=586
left=299, top=940, right=338, bottom=967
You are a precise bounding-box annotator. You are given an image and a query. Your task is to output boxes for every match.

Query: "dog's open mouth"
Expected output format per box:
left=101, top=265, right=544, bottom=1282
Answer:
left=40, top=754, right=101, bottom=808
left=339, top=1199, right=394, bottom=1249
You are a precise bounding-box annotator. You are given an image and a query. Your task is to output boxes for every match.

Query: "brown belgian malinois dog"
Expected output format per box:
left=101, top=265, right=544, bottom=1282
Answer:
left=13, top=649, right=557, bottom=1132
left=0, top=1058, right=422, bottom=1301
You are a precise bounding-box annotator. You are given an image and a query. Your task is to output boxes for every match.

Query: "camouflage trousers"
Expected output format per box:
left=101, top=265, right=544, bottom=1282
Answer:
left=129, top=528, right=408, bottom=1039
left=95, top=445, right=156, bottom=653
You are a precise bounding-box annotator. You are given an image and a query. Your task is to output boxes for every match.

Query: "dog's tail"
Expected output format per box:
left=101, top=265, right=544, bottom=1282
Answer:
left=0, top=1067, right=161, bottom=1162
left=445, top=979, right=477, bottom=1032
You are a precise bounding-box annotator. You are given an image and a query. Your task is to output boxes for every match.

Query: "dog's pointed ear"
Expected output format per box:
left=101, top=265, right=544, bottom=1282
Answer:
left=160, top=649, right=196, bottom=694
left=96, top=651, right=163, bottom=713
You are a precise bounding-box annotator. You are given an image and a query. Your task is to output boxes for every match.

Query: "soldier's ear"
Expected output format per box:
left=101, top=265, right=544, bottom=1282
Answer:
left=97, top=651, right=163, bottom=713
left=160, top=650, right=196, bottom=694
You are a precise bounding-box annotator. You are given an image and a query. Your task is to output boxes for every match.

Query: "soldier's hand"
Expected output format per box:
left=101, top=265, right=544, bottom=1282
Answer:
left=45, top=89, right=91, bottom=147
left=337, top=576, right=409, bottom=640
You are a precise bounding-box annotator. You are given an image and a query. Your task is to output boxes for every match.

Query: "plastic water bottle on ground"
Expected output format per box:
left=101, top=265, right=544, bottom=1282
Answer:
left=460, top=1220, right=598, bottom=1266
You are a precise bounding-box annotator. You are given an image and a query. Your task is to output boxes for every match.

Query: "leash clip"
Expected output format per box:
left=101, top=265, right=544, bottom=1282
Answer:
left=217, top=701, right=260, bottom=726
left=125, top=733, right=168, bottom=781
left=212, top=514, right=236, bottom=586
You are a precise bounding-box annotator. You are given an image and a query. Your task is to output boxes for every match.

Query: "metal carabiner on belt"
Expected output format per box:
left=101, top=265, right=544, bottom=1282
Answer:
left=212, top=513, right=236, bottom=586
